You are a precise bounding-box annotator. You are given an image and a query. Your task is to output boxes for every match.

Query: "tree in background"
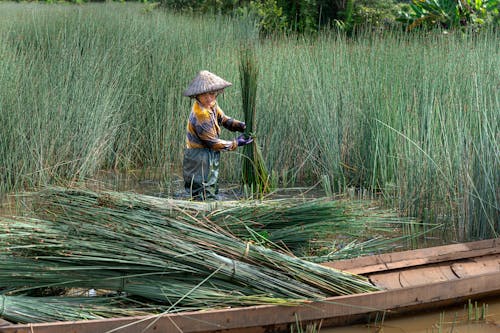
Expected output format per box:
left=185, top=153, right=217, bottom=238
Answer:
left=241, top=0, right=289, bottom=35
left=158, top=0, right=355, bottom=33
left=253, top=0, right=355, bottom=33
left=157, top=0, right=499, bottom=33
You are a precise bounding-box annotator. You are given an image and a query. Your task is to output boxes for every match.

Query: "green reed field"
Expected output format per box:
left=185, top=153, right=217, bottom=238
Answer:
left=0, top=3, right=498, bottom=241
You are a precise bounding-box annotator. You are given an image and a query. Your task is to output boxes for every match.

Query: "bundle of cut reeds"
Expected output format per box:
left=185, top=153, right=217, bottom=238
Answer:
left=0, top=187, right=379, bottom=316
left=32, top=187, right=396, bottom=251
left=239, top=46, right=270, bottom=195
left=31, top=186, right=422, bottom=251
left=0, top=295, right=156, bottom=323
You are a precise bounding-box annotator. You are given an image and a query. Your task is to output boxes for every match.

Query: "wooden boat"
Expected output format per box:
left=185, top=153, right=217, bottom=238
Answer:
left=1, top=238, right=499, bottom=333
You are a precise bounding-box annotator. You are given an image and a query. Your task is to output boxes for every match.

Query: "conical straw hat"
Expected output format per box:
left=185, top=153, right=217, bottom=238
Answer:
left=183, top=70, right=232, bottom=97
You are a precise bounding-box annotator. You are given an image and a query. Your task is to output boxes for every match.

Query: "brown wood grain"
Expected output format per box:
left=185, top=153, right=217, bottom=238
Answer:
left=2, top=271, right=500, bottom=333
left=3, top=239, right=500, bottom=333
left=323, top=238, right=500, bottom=274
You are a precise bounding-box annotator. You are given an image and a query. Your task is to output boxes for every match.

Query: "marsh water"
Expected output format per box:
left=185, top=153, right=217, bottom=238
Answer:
left=329, top=297, right=500, bottom=332
left=1, top=172, right=499, bottom=332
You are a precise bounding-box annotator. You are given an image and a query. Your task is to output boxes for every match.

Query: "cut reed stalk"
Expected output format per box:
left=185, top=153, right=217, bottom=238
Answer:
left=0, top=187, right=380, bottom=315
left=239, top=46, right=270, bottom=196
left=30, top=186, right=421, bottom=253
left=0, top=295, right=156, bottom=324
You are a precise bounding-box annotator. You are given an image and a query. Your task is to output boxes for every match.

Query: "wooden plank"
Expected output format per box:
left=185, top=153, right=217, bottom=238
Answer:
left=2, top=271, right=500, bottom=333
left=452, top=254, right=500, bottom=278
left=398, top=265, right=458, bottom=287
left=0, top=320, right=12, bottom=328
left=323, top=238, right=500, bottom=275
left=368, top=271, right=402, bottom=290
left=369, top=264, right=458, bottom=290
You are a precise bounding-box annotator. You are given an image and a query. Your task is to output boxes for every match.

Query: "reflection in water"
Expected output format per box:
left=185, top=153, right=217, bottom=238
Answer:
left=327, top=297, right=500, bottom=333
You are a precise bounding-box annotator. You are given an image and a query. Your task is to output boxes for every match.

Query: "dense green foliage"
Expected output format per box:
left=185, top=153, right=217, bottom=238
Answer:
left=398, top=0, right=500, bottom=31
left=156, top=0, right=499, bottom=33
left=158, top=0, right=405, bottom=33
left=9, top=0, right=499, bottom=33
left=0, top=3, right=498, bottom=240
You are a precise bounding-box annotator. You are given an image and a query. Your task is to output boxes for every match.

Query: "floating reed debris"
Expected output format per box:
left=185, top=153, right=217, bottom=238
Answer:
left=239, top=46, right=270, bottom=195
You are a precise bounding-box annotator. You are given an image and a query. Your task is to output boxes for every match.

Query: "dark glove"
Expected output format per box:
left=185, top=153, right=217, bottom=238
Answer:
left=239, top=122, right=247, bottom=132
left=237, top=134, right=253, bottom=146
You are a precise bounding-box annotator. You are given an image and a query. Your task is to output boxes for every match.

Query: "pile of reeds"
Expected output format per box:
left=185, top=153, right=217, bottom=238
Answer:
left=0, top=295, right=157, bottom=323
left=0, top=187, right=381, bottom=323
left=30, top=186, right=414, bottom=252
left=239, top=46, right=271, bottom=195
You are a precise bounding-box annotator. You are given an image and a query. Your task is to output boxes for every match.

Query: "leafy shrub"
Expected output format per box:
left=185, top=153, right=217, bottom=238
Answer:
left=239, top=0, right=289, bottom=35
left=398, top=0, right=500, bottom=31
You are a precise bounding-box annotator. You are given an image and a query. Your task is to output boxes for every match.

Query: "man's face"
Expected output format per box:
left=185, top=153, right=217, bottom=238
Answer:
left=198, top=92, right=217, bottom=108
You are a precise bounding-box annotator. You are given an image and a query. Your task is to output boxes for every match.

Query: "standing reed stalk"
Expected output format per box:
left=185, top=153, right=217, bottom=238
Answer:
left=0, top=3, right=497, bottom=241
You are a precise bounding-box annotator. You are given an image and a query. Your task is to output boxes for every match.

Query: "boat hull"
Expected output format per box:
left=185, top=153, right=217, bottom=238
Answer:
left=1, top=238, right=499, bottom=333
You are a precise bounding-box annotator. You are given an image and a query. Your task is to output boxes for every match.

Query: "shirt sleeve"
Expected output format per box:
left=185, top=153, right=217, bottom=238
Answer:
left=217, top=107, right=246, bottom=132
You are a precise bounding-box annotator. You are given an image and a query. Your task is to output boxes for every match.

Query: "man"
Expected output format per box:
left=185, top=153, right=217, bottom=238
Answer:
left=183, top=70, right=253, bottom=200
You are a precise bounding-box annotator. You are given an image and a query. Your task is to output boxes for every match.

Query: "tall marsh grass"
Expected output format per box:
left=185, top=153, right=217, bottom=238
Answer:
left=0, top=3, right=498, bottom=240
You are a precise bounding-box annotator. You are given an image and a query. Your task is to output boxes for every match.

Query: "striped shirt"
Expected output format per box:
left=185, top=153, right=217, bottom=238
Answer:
left=186, top=100, right=245, bottom=151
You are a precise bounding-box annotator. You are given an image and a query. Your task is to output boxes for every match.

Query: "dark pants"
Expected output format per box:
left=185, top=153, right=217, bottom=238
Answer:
left=183, top=148, right=220, bottom=200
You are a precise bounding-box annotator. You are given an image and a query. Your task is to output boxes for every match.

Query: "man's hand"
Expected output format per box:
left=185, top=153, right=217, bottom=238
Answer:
left=237, top=134, right=253, bottom=146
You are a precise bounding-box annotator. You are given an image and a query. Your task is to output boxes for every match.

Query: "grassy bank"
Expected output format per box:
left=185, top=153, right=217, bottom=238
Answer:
left=0, top=2, right=498, bottom=240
